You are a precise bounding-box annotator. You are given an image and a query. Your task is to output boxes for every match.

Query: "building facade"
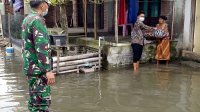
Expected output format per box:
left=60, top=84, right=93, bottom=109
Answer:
left=1, top=0, right=199, bottom=55
left=171, top=0, right=200, bottom=54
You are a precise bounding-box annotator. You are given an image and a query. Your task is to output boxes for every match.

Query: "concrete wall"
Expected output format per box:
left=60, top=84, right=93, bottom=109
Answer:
left=0, top=3, right=5, bottom=15
left=24, top=2, right=30, bottom=15
left=161, top=0, right=196, bottom=53
left=183, top=0, right=195, bottom=50
left=173, top=0, right=185, bottom=40
left=73, top=37, right=178, bottom=70
left=104, top=0, right=114, bottom=32
left=193, top=0, right=200, bottom=54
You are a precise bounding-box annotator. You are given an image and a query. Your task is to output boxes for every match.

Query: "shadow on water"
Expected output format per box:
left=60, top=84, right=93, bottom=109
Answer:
left=0, top=48, right=200, bottom=112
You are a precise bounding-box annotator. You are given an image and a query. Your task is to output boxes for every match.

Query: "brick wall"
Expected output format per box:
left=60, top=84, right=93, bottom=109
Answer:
left=103, top=1, right=114, bottom=32
left=161, top=0, right=174, bottom=36
left=4, top=3, right=13, bottom=14
left=45, top=2, right=73, bottom=28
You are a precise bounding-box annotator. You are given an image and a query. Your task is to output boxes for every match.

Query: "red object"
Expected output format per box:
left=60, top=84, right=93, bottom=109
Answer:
left=118, top=0, right=126, bottom=25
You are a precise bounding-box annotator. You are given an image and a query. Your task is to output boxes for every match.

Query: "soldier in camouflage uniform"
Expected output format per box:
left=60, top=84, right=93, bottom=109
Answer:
left=21, top=0, right=55, bottom=111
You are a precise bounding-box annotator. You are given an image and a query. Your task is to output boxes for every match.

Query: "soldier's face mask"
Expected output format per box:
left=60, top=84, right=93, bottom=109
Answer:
left=41, top=2, right=49, bottom=16
left=42, top=8, right=48, bottom=16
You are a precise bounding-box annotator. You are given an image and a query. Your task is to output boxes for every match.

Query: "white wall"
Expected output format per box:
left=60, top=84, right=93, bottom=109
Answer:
left=24, top=2, right=31, bottom=14
left=0, top=3, right=5, bottom=15
left=183, top=0, right=193, bottom=50
left=193, top=0, right=200, bottom=54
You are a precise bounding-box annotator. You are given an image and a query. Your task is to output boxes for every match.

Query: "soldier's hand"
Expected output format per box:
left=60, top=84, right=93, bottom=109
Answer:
left=46, top=71, right=55, bottom=85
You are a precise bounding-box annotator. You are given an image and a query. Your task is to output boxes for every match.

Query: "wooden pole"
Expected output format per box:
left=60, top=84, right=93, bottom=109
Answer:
left=94, top=0, right=97, bottom=39
left=8, top=13, right=12, bottom=47
left=0, top=12, right=4, bottom=40
left=171, top=1, right=175, bottom=40
left=83, top=0, right=87, bottom=36
left=115, top=0, right=119, bottom=43
left=72, top=0, right=78, bottom=27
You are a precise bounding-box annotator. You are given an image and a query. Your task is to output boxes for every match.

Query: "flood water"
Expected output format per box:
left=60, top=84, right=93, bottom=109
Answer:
left=0, top=49, right=200, bottom=112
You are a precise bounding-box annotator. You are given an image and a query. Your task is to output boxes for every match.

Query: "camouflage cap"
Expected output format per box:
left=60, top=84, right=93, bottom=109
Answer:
left=29, top=0, right=50, bottom=3
left=29, top=0, right=50, bottom=8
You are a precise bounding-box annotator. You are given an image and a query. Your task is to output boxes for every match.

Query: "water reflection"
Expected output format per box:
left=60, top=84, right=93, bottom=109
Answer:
left=0, top=49, right=200, bottom=112
left=154, top=67, right=170, bottom=91
left=0, top=48, right=27, bottom=112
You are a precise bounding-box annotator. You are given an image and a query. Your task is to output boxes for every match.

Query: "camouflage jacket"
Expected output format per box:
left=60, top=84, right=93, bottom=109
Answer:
left=22, top=12, right=52, bottom=76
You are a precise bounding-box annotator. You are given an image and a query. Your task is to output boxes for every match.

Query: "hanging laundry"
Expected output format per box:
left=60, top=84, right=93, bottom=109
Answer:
left=118, top=0, right=126, bottom=25
left=13, top=0, right=23, bottom=12
left=128, top=0, right=138, bottom=24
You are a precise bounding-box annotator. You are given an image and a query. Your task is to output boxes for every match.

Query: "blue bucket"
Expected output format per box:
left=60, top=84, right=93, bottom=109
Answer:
left=6, top=47, right=14, bottom=56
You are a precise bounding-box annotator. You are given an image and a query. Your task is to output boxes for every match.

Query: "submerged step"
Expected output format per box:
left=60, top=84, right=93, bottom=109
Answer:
left=181, top=61, right=200, bottom=69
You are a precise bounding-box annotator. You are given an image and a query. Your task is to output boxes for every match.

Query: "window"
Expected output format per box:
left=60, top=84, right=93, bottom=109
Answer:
left=139, top=0, right=161, bottom=17
left=139, top=0, right=161, bottom=26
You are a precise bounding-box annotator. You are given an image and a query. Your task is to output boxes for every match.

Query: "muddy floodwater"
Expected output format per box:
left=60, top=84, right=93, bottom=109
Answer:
left=0, top=49, right=200, bottom=112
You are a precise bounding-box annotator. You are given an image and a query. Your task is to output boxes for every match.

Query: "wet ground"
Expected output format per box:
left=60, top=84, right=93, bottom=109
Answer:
left=0, top=49, right=200, bottom=112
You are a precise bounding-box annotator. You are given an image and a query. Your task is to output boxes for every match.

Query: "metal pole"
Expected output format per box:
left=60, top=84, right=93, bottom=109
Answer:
left=56, top=47, right=60, bottom=74
left=98, top=36, right=104, bottom=70
left=98, top=36, right=101, bottom=70
left=115, top=0, right=118, bottom=43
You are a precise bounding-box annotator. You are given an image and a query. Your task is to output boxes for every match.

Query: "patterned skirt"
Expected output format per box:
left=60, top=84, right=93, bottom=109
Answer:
left=155, top=38, right=170, bottom=60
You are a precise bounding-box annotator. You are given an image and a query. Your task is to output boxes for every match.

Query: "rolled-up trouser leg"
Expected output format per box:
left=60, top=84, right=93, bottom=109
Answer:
left=27, top=75, right=51, bottom=112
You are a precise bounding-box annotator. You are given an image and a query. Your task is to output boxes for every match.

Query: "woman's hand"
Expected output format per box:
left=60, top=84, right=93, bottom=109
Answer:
left=153, top=27, right=158, bottom=30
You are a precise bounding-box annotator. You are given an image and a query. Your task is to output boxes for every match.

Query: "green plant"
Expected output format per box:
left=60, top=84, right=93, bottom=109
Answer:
left=49, top=0, right=70, bottom=44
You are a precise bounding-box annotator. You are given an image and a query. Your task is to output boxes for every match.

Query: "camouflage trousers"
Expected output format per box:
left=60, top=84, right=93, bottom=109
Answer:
left=27, top=75, right=51, bottom=112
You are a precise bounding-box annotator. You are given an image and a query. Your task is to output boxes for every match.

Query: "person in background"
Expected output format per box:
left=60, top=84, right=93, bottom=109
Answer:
left=13, top=0, right=24, bottom=15
left=131, top=11, right=155, bottom=72
left=155, top=16, right=170, bottom=65
left=21, top=0, right=55, bottom=111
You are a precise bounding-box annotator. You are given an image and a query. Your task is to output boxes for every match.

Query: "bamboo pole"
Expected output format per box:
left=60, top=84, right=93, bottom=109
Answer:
left=115, top=0, right=119, bottom=43
left=94, top=0, right=97, bottom=39
left=52, top=52, right=99, bottom=62
left=54, top=66, right=100, bottom=74
left=58, top=69, right=79, bottom=74
left=53, top=57, right=102, bottom=67
left=53, top=62, right=99, bottom=72
left=83, top=0, right=87, bottom=36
